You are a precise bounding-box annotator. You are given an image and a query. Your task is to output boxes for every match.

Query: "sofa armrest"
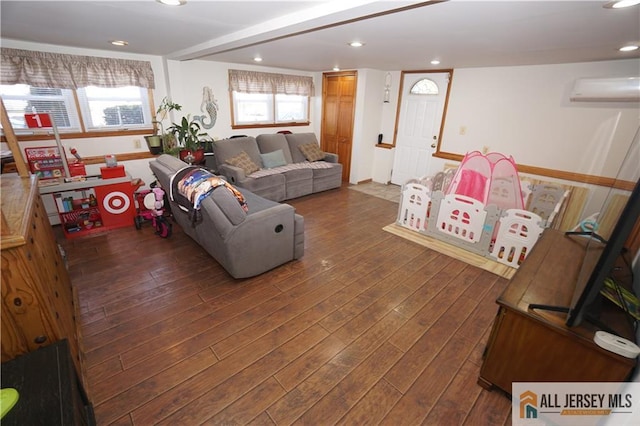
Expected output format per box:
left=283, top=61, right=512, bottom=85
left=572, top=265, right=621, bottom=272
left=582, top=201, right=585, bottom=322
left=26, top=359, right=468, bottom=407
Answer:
left=227, top=203, right=295, bottom=246
left=323, top=152, right=339, bottom=163
left=218, top=163, right=247, bottom=184
left=223, top=203, right=298, bottom=278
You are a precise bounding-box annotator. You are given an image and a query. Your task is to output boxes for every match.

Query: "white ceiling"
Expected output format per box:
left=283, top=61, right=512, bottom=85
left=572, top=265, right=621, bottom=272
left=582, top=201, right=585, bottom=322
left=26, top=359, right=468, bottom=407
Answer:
left=1, top=0, right=639, bottom=72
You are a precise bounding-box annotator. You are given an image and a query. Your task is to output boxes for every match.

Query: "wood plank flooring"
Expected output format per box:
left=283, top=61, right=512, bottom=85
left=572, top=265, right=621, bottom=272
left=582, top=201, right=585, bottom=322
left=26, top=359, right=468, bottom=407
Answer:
left=57, top=185, right=513, bottom=425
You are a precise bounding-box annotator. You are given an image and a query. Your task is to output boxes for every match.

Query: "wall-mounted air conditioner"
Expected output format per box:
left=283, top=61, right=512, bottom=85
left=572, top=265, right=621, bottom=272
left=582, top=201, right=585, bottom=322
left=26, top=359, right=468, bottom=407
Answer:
left=570, top=77, right=640, bottom=102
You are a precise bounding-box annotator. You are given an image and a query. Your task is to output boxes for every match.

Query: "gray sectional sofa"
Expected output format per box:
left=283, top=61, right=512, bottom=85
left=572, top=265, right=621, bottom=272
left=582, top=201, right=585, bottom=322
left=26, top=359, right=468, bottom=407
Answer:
left=149, top=154, right=304, bottom=279
left=212, top=133, right=343, bottom=202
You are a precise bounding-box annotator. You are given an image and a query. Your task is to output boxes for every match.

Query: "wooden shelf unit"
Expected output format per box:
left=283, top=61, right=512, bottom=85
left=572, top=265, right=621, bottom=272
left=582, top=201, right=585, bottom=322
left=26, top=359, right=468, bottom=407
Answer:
left=478, top=229, right=636, bottom=394
left=39, top=174, right=138, bottom=238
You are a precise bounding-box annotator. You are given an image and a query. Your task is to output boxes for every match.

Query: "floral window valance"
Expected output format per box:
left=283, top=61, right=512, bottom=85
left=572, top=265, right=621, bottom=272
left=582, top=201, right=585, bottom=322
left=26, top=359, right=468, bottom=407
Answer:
left=228, top=69, right=314, bottom=96
left=0, top=48, right=155, bottom=89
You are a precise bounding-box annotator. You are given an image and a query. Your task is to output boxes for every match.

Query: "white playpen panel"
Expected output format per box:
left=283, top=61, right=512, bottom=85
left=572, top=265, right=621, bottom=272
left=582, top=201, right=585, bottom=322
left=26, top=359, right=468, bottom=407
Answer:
left=398, top=183, right=431, bottom=232
left=490, top=209, right=544, bottom=268
left=435, top=194, right=487, bottom=243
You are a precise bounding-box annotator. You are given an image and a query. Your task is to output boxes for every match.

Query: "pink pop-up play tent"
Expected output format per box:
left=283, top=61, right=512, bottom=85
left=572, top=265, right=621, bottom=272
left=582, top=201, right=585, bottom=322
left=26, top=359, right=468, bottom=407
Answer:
left=446, top=151, right=525, bottom=211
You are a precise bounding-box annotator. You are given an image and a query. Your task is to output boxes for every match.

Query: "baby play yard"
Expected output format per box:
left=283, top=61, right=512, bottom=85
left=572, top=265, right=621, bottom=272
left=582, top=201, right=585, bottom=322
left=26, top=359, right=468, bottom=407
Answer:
left=385, top=151, right=572, bottom=278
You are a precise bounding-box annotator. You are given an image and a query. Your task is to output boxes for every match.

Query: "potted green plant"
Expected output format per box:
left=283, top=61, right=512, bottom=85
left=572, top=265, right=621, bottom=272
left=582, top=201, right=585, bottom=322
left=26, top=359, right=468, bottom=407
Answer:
left=167, top=115, right=208, bottom=164
left=144, top=97, right=182, bottom=155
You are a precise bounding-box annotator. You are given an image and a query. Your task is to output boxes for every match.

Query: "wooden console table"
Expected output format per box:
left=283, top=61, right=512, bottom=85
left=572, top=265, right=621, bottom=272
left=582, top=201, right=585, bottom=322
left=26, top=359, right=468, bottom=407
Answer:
left=478, top=229, right=636, bottom=394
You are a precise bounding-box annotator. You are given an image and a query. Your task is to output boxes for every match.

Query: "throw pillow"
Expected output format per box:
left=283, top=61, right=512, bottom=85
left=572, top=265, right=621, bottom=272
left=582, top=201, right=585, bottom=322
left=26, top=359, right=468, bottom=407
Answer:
left=225, top=151, right=260, bottom=175
left=298, top=143, right=325, bottom=162
left=260, top=149, right=287, bottom=169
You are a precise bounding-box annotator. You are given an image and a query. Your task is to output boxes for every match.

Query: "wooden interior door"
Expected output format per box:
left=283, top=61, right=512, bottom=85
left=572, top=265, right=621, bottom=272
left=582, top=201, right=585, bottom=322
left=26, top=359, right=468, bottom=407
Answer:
left=321, top=71, right=357, bottom=182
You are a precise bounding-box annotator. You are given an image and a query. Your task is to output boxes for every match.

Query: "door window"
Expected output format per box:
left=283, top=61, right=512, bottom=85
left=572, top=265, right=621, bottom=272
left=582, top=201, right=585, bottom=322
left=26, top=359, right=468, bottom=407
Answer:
left=410, top=78, right=439, bottom=95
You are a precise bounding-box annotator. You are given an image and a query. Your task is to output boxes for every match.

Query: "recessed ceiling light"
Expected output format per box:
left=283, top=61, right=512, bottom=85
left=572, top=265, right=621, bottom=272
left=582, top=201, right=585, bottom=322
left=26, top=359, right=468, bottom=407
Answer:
left=430, top=60, right=441, bottom=65
left=620, top=44, right=639, bottom=52
left=157, top=0, right=186, bottom=6
left=110, top=40, right=128, bottom=46
left=603, top=0, right=640, bottom=8
left=349, top=41, right=364, bottom=47
left=254, top=57, right=263, bottom=62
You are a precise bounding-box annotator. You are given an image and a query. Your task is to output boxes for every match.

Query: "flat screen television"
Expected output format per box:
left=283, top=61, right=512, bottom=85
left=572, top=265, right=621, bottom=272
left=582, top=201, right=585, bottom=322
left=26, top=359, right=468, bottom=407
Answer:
left=565, top=176, right=640, bottom=328
left=530, top=129, right=639, bottom=331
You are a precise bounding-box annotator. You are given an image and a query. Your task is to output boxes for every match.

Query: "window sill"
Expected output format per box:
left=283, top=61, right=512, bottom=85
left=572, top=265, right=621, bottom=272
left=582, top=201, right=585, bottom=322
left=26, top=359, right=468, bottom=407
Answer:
left=1, top=128, right=154, bottom=142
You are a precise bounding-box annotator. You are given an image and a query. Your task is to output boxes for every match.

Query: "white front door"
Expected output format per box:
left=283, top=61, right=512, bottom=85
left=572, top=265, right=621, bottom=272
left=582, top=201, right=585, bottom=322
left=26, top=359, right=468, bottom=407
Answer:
left=391, top=72, right=450, bottom=186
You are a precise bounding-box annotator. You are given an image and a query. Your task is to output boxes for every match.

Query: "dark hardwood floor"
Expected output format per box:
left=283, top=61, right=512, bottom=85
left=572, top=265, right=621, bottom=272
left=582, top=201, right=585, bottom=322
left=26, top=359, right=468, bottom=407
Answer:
left=57, top=185, right=513, bottom=425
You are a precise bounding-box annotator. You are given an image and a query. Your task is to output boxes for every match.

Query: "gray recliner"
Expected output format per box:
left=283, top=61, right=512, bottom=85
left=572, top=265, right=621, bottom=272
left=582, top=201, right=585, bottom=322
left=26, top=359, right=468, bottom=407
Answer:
left=149, top=154, right=304, bottom=279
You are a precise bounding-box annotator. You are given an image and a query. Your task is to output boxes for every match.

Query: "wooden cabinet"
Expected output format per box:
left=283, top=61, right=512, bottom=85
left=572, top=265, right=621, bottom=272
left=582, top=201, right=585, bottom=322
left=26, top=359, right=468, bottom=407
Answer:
left=1, top=175, right=82, bottom=376
left=478, top=229, right=636, bottom=394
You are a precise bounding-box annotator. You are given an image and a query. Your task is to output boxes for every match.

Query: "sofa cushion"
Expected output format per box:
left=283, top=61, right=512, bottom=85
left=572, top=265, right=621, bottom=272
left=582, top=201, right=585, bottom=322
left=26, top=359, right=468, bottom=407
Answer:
left=285, top=133, right=323, bottom=163
left=240, top=173, right=286, bottom=202
left=226, top=151, right=260, bottom=175
left=298, top=142, right=325, bottom=162
left=256, top=134, right=294, bottom=163
left=260, top=149, right=287, bottom=169
left=212, top=136, right=263, bottom=170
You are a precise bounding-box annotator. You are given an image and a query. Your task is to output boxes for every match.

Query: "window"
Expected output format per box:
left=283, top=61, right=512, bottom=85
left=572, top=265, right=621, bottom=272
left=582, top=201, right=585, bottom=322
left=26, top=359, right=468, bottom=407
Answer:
left=1, top=84, right=78, bottom=130
left=232, top=92, right=309, bottom=125
left=410, top=78, right=439, bottom=95
left=78, top=86, right=151, bottom=130
left=1, top=47, right=156, bottom=136
left=0, top=84, right=152, bottom=133
left=276, top=94, right=308, bottom=122
left=229, top=69, right=313, bottom=128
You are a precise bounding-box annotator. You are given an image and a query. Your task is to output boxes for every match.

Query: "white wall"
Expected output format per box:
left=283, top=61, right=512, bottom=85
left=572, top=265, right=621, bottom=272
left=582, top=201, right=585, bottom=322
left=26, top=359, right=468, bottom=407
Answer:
left=2, top=39, right=638, bottom=198
left=368, top=60, right=639, bottom=187
left=163, top=59, right=319, bottom=140
left=1, top=39, right=320, bottom=187
left=379, top=71, right=402, bottom=145
left=350, top=69, right=385, bottom=184
left=439, top=60, right=640, bottom=179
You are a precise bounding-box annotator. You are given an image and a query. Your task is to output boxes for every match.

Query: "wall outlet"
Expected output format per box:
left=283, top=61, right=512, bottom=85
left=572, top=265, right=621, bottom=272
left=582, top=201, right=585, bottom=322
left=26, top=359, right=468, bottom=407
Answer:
left=133, top=138, right=141, bottom=149
left=482, top=145, right=489, bottom=154
left=459, top=126, right=467, bottom=135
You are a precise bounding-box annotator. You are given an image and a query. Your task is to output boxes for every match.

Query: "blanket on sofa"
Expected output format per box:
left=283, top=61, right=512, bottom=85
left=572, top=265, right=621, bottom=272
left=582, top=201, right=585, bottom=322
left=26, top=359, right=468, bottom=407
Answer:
left=170, top=166, right=248, bottom=223
left=248, top=161, right=336, bottom=178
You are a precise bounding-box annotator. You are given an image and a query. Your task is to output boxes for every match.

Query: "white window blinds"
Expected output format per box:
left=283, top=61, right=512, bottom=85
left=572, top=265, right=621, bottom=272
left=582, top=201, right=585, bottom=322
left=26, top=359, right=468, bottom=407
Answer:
left=228, top=69, right=314, bottom=96
left=0, top=48, right=155, bottom=89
